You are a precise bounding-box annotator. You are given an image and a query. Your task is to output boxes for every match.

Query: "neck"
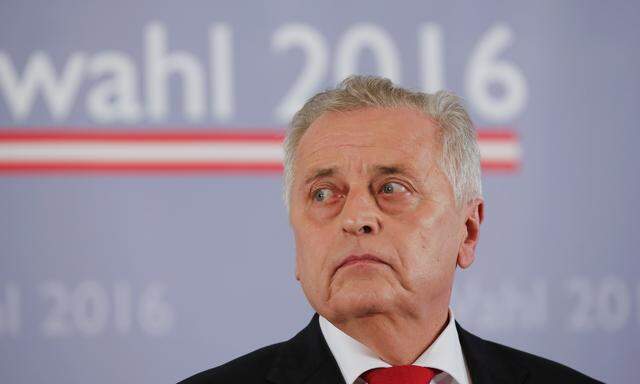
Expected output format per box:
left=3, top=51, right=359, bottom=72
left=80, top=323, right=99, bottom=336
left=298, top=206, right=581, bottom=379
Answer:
left=332, top=305, right=450, bottom=366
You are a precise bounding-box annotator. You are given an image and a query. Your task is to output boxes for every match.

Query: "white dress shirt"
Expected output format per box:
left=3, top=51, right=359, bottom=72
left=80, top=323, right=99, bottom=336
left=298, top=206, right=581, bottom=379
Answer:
left=319, top=308, right=472, bottom=384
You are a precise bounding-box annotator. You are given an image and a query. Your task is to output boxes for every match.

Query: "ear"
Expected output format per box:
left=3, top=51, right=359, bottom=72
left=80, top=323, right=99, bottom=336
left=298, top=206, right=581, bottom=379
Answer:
left=457, top=197, right=484, bottom=269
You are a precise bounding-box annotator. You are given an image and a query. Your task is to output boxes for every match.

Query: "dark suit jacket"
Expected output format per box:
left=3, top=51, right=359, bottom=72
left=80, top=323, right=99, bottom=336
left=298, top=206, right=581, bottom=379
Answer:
left=179, top=314, right=603, bottom=384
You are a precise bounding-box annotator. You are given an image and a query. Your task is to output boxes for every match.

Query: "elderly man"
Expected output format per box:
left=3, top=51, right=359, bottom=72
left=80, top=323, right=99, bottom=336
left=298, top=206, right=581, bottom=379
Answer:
left=181, top=76, right=600, bottom=384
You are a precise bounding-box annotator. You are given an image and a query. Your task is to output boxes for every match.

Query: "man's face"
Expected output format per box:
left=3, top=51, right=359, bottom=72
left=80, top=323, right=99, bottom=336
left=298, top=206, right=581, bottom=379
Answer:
left=289, top=106, right=481, bottom=322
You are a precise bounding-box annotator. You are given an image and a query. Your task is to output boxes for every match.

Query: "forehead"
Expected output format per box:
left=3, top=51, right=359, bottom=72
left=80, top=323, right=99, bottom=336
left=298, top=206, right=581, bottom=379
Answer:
left=294, top=107, right=441, bottom=176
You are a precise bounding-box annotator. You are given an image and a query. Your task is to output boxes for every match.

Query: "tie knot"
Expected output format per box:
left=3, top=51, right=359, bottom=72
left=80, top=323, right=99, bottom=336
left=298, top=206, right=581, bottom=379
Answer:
left=362, top=365, right=441, bottom=384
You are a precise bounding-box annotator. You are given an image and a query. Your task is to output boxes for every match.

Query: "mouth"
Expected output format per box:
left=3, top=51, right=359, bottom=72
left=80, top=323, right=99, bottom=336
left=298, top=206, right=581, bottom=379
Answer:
left=335, top=254, right=388, bottom=273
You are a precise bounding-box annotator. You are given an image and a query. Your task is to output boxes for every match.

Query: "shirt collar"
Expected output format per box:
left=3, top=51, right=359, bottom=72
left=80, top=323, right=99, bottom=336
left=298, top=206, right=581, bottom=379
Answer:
left=319, top=308, right=471, bottom=384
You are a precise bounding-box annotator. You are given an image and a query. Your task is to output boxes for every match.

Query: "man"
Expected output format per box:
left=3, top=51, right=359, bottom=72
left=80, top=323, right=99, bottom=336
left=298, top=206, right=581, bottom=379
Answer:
left=180, top=76, right=601, bottom=384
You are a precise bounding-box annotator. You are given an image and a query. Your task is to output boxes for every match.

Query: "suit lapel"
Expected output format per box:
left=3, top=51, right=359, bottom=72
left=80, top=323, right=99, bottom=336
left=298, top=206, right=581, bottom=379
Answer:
left=455, top=321, right=529, bottom=384
left=267, top=314, right=529, bottom=384
left=267, top=313, right=345, bottom=384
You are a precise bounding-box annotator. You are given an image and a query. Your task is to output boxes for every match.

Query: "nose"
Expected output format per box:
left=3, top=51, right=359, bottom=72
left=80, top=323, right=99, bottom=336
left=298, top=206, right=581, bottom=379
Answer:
left=341, top=188, right=382, bottom=236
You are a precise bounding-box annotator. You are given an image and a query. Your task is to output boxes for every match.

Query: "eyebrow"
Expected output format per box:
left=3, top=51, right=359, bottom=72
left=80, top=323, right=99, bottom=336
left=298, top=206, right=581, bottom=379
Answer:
left=303, top=164, right=417, bottom=186
left=373, top=164, right=409, bottom=176
left=304, top=167, right=336, bottom=185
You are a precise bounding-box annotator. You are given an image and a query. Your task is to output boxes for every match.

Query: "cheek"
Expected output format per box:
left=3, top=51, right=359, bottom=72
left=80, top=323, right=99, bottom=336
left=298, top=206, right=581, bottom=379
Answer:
left=294, top=223, right=329, bottom=280
left=397, top=210, right=460, bottom=272
left=293, top=226, right=338, bottom=308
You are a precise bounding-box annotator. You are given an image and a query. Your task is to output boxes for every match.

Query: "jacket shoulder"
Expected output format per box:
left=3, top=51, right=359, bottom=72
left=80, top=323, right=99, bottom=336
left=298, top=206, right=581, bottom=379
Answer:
left=178, top=341, right=284, bottom=384
left=471, top=331, right=603, bottom=383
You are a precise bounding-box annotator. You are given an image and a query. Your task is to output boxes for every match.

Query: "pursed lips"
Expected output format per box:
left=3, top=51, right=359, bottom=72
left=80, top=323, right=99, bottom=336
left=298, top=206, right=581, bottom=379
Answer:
left=334, top=254, right=388, bottom=274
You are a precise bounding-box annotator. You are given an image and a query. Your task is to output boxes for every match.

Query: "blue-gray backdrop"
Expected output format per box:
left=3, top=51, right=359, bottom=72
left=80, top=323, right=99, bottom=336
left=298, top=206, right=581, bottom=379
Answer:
left=1, top=1, right=638, bottom=383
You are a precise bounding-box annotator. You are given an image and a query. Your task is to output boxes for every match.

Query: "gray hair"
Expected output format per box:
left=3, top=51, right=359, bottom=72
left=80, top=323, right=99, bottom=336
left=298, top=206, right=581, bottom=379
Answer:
left=283, top=75, right=482, bottom=210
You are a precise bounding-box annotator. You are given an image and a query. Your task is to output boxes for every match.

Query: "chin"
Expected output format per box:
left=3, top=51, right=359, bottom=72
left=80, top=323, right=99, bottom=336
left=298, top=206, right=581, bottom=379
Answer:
left=326, top=287, right=394, bottom=321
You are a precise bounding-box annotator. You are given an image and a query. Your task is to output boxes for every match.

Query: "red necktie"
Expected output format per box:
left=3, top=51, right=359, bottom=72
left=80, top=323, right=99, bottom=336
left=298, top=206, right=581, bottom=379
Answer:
left=362, top=365, right=441, bottom=384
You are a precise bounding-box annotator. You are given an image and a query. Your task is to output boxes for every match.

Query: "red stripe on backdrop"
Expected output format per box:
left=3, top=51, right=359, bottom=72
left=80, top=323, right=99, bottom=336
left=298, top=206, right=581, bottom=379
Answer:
left=0, top=128, right=517, bottom=142
left=0, top=128, right=520, bottom=173
left=480, top=161, right=520, bottom=171
left=0, top=162, right=285, bottom=173
left=0, top=129, right=285, bottom=142
left=476, top=130, right=518, bottom=140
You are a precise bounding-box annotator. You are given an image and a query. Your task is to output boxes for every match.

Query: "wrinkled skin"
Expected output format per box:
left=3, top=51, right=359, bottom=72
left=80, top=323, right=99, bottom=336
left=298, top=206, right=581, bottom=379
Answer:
left=289, top=106, right=483, bottom=364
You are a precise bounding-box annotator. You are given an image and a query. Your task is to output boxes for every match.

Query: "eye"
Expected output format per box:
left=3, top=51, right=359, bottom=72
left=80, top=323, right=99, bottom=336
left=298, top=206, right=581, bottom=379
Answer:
left=312, top=188, right=334, bottom=202
left=379, top=182, right=407, bottom=195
